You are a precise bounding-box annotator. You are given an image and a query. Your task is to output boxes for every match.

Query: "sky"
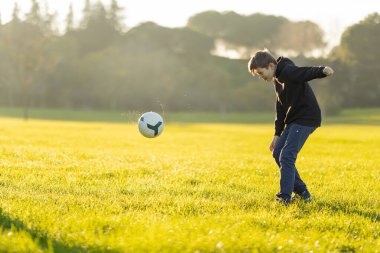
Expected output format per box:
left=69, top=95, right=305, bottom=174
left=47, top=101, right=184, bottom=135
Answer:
left=1, top=0, right=380, bottom=49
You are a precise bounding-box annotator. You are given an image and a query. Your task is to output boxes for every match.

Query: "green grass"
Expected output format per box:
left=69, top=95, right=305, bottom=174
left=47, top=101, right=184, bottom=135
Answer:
left=0, top=109, right=379, bottom=252
left=0, top=107, right=275, bottom=124
left=1, top=107, right=380, bottom=125
left=323, top=108, right=380, bottom=125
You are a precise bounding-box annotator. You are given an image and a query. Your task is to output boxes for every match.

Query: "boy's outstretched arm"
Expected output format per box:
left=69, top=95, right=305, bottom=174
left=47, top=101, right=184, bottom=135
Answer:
left=285, top=65, right=334, bottom=83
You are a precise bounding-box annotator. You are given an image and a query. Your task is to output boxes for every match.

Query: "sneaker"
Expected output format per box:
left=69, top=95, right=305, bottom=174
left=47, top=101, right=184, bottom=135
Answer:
left=276, top=196, right=291, bottom=206
left=292, top=190, right=312, bottom=203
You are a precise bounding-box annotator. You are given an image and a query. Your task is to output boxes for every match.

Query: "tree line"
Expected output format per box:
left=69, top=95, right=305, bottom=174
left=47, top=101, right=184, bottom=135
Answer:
left=0, top=0, right=379, bottom=116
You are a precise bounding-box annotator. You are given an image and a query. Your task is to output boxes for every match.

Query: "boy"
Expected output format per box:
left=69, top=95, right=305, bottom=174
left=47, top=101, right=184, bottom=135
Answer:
left=247, top=49, right=334, bottom=205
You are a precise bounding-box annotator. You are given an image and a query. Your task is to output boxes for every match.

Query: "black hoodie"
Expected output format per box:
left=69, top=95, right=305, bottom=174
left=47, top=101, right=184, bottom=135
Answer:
left=274, top=57, right=327, bottom=136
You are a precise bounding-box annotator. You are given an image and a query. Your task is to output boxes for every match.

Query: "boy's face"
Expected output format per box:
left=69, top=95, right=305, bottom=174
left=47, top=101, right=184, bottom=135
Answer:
left=252, top=63, right=276, bottom=82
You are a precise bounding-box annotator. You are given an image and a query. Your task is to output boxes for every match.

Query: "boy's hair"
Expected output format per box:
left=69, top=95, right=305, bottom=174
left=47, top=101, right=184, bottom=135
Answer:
left=248, top=49, right=277, bottom=73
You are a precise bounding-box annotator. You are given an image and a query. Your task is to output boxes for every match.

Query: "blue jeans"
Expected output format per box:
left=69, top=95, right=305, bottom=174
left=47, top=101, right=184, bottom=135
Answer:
left=272, top=123, right=316, bottom=201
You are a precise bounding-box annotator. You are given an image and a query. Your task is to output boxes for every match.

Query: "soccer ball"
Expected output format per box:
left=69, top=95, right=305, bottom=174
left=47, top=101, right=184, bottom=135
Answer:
left=138, top=112, right=164, bottom=138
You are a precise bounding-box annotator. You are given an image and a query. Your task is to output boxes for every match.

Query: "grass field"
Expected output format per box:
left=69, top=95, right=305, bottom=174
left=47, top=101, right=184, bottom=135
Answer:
left=1, top=107, right=380, bottom=124
left=0, top=109, right=379, bottom=252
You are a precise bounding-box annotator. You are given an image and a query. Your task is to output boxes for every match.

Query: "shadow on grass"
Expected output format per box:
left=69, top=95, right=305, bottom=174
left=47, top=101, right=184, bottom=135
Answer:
left=0, top=208, right=120, bottom=253
left=313, top=201, right=379, bottom=222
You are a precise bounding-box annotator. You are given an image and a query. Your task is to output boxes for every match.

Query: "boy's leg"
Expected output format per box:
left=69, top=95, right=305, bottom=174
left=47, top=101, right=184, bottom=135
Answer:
left=272, top=126, right=295, bottom=205
left=273, top=127, right=308, bottom=195
left=277, top=124, right=316, bottom=201
left=293, top=169, right=307, bottom=194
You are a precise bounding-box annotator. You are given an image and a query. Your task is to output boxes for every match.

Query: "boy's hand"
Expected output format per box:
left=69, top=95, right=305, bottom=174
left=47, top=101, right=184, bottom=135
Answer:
left=269, top=136, right=280, bottom=152
left=323, top=66, right=334, bottom=76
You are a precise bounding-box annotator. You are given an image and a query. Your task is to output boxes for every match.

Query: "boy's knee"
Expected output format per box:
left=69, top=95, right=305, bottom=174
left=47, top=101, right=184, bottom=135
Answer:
left=279, top=151, right=296, bottom=165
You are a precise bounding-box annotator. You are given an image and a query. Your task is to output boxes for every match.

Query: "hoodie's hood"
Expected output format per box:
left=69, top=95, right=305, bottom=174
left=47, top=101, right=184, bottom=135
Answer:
left=275, top=56, right=294, bottom=77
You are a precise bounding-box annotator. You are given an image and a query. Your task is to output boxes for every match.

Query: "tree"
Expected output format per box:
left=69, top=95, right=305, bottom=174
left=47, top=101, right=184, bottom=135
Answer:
left=65, top=3, right=74, bottom=33
left=274, top=21, right=326, bottom=55
left=80, top=0, right=92, bottom=28
left=108, top=0, right=125, bottom=32
left=339, top=13, right=380, bottom=64
left=26, top=0, right=56, bottom=34
left=12, top=2, right=21, bottom=22
left=26, top=0, right=42, bottom=25
left=337, top=13, right=380, bottom=106
left=75, top=2, right=123, bottom=55
left=0, top=1, right=57, bottom=118
left=187, top=11, right=324, bottom=57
